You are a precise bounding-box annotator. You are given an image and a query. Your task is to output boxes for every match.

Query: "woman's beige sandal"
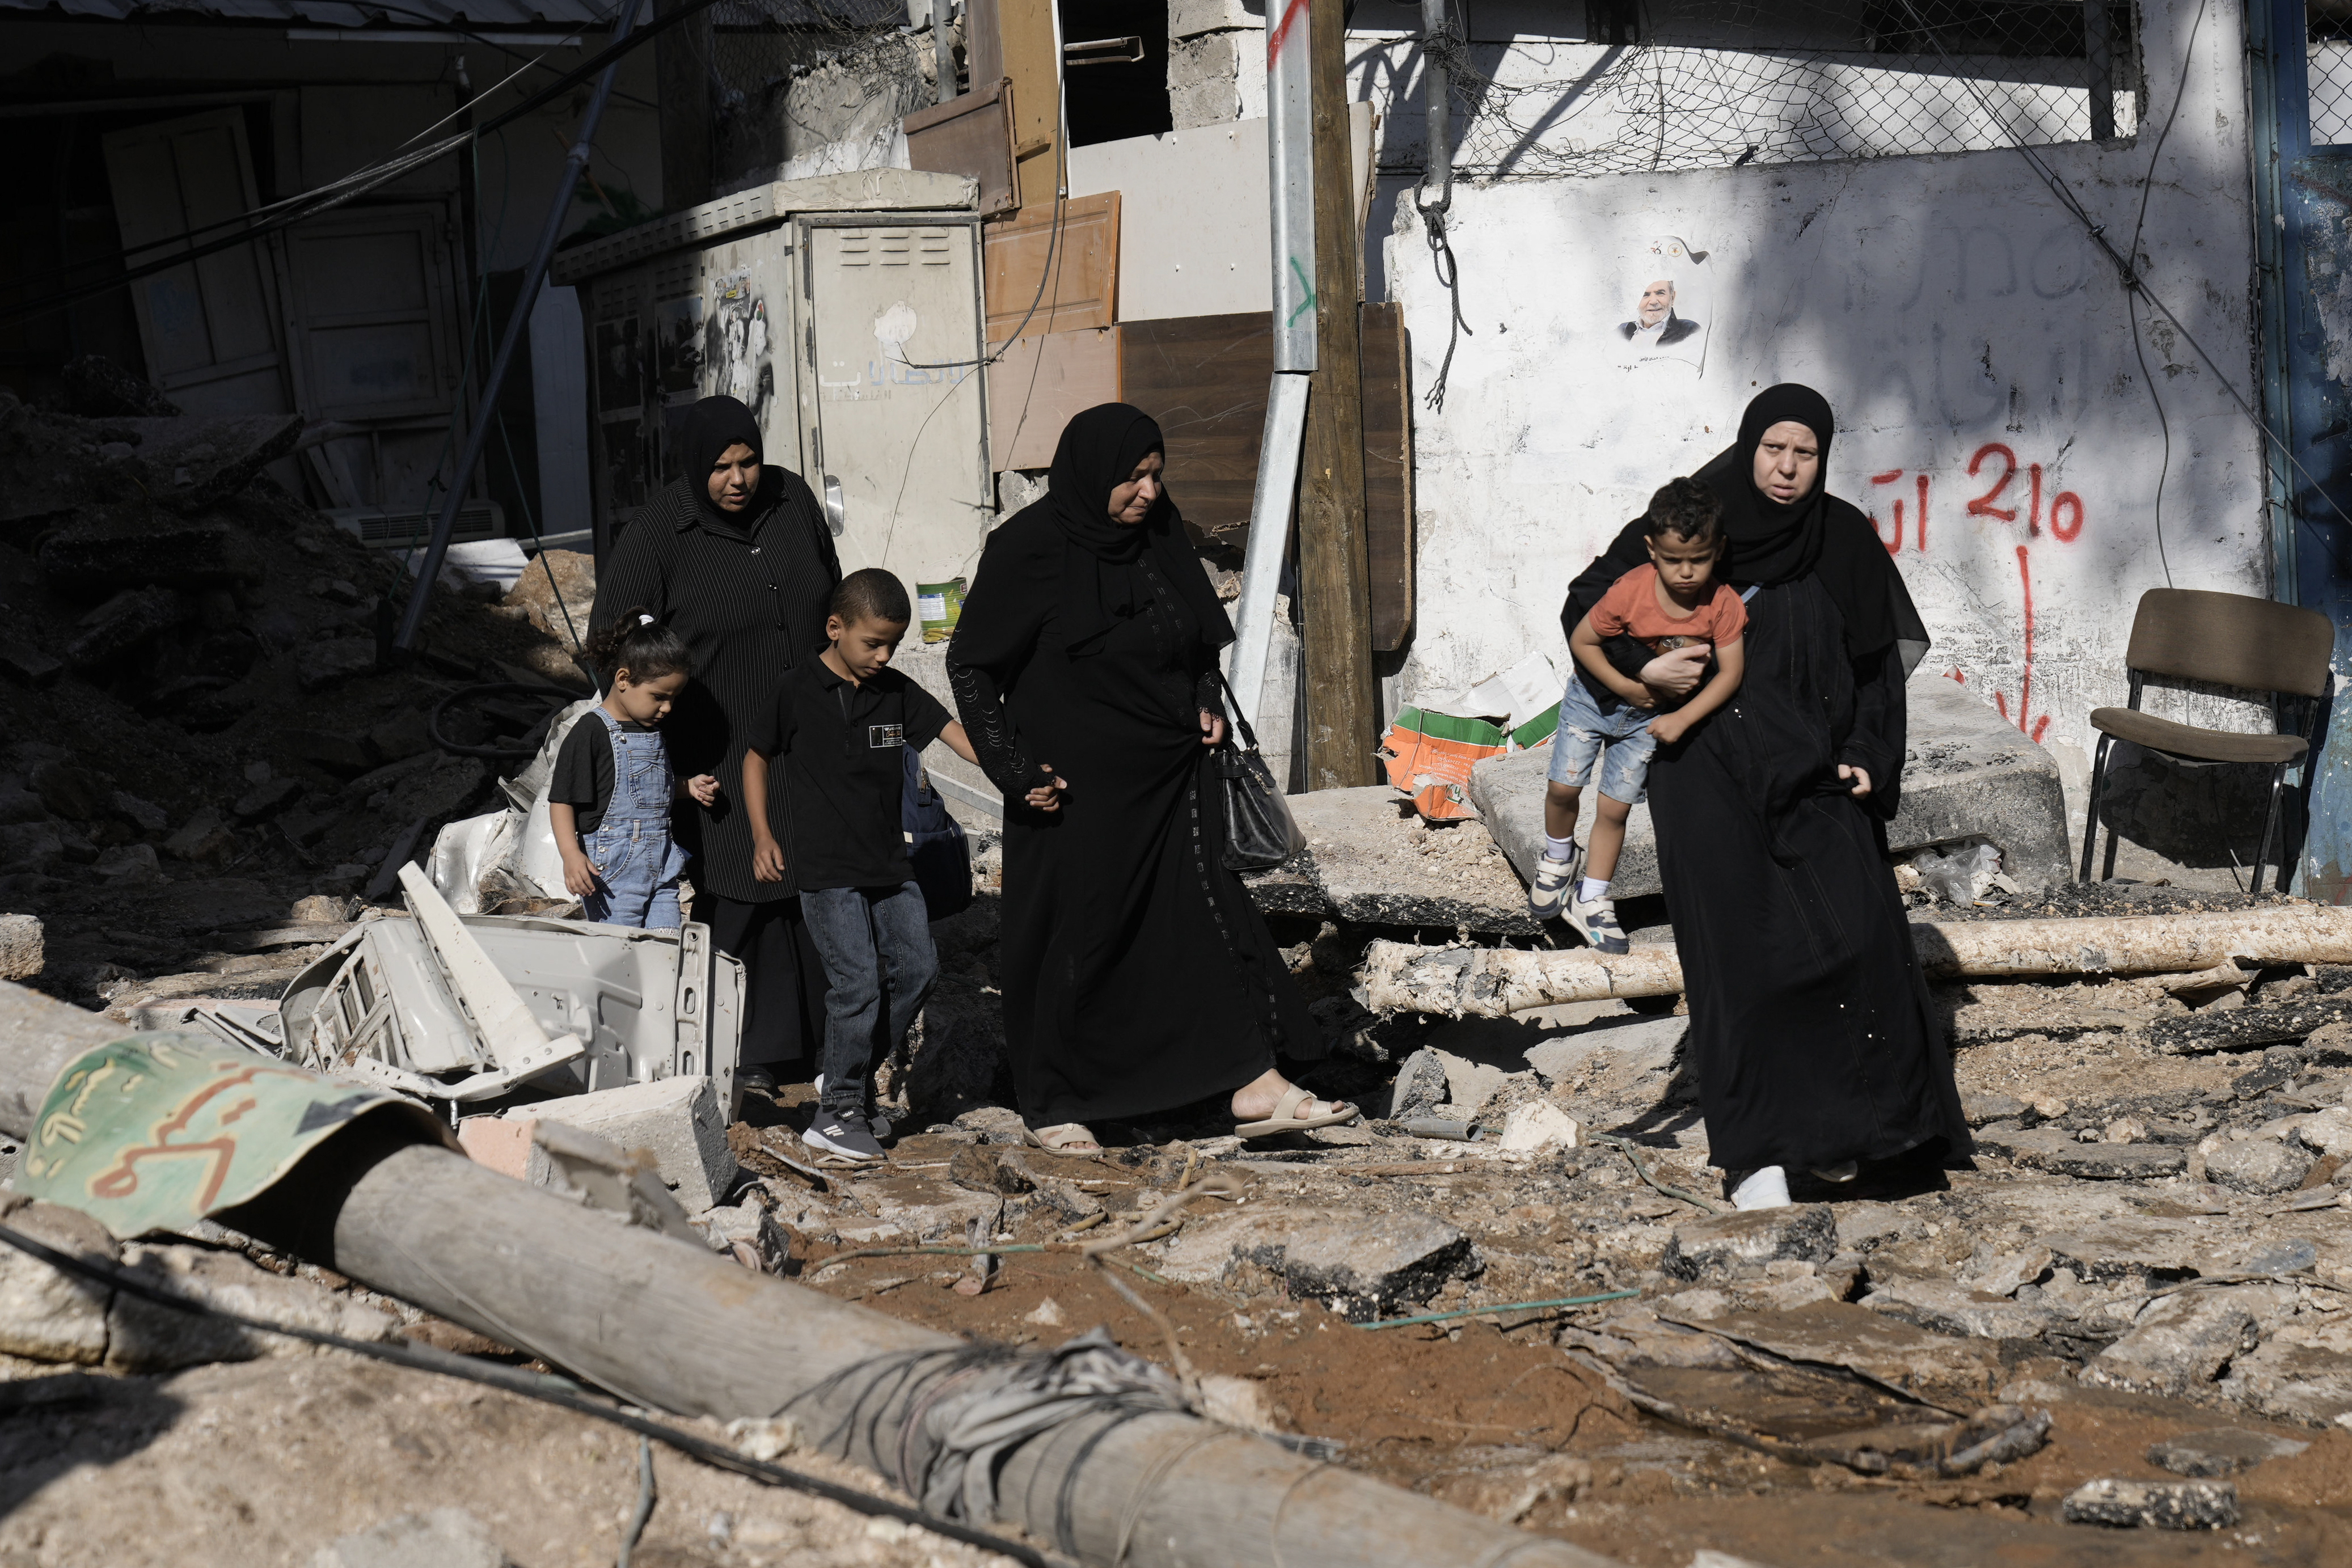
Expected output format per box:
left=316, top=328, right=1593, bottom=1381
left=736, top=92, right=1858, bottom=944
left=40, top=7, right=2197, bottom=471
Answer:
left=1235, top=1084, right=1359, bottom=1139
left=1023, top=1122, right=1103, bottom=1155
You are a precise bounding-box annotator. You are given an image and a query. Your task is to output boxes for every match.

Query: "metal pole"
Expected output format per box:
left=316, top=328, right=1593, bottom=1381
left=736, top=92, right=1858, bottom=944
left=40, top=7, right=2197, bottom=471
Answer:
left=2083, top=1, right=2115, bottom=141
left=1268, top=0, right=1316, bottom=373
left=1224, top=374, right=1311, bottom=728
left=1420, top=0, right=1451, bottom=213
left=395, top=0, right=646, bottom=653
left=1227, top=0, right=1324, bottom=726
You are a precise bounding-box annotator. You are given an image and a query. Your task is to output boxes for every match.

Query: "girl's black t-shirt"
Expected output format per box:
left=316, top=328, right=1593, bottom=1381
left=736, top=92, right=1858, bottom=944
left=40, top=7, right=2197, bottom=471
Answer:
left=547, top=715, right=660, bottom=834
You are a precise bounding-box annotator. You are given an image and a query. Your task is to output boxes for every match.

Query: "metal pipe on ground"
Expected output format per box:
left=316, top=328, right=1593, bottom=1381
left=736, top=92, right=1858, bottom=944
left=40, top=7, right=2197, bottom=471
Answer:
left=0, top=982, right=1616, bottom=1568
left=1361, top=906, right=2352, bottom=1017
left=392, top=0, right=647, bottom=653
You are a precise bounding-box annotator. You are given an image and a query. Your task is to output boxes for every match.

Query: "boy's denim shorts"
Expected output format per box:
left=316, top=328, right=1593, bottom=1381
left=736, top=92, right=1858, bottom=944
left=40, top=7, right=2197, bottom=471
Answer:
left=1545, top=677, right=1657, bottom=804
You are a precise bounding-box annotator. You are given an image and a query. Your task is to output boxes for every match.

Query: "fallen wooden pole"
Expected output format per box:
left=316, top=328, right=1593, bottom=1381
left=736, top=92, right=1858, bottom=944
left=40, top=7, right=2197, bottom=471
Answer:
left=0, top=983, right=1614, bottom=1568
left=1361, top=906, right=2352, bottom=1018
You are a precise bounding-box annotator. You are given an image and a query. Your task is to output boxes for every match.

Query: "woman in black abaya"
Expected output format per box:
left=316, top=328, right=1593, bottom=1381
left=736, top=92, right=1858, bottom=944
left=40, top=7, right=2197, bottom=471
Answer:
left=1564, top=384, right=1969, bottom=1208
left=590, top=395, right=841, bottom=1091
left=947, top=404, right=1348, bottom=1152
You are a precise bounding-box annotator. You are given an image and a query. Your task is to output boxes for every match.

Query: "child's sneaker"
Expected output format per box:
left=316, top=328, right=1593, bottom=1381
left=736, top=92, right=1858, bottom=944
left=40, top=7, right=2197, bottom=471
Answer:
left=803, top=1111, right=885, bottom=1163
left=1527, top=849, right=1577, bottom=921
left=813, top=1073, right=892, bottom=1139
left=1566, top=891, right=1630, bottom=954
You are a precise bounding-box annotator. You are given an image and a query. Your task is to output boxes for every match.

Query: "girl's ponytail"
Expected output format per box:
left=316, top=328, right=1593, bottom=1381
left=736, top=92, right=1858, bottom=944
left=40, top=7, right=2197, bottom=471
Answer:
left=587, top=608, right=690, bottom=683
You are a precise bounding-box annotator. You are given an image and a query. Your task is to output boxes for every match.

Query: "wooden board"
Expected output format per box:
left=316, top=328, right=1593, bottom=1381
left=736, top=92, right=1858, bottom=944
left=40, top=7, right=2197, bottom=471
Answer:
left=1120, top=304, right=1413, bottom=650
left=1360, top=301, right=1413, bottom=650
left=905, top=80, right=1017, bottom=219
left=983, top=192, right=1118, bottom=341
left=986, top=325, right=1121, bottom=471
left=994, top=0, right=1060, bottom=211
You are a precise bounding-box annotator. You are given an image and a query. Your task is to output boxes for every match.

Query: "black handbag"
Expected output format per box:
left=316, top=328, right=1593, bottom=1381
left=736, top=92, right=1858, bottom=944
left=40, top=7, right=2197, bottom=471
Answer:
left=901, top=745, right=973, bottom=921
left=1211, top=671, right=1306, bottom=872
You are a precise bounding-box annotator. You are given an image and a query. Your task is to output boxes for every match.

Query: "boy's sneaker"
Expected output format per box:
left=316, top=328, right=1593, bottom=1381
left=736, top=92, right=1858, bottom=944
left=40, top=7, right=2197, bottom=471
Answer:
left=813, top=1073, right=891, bottom=1140
left=804, top=1111, right=886, bottom=1163
left=1527, top=849, right=1577, bottom=921
left=1566, top=891, right=1630, bottom=955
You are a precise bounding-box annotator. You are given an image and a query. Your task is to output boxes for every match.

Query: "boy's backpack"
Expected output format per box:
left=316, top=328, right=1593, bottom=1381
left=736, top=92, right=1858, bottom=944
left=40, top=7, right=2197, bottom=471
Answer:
left=902, top=745, right=973, bottom=922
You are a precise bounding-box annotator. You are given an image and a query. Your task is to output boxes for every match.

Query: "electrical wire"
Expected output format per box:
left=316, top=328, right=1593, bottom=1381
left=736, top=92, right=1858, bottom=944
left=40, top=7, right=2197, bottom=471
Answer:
left=0, top=0, right=723, bottom=329
left=1893, top=0, right=2352, bottom=557
left=0, top=1220, right=1056, bottom=1568
left=2122, top=0, right=2210, bottom=589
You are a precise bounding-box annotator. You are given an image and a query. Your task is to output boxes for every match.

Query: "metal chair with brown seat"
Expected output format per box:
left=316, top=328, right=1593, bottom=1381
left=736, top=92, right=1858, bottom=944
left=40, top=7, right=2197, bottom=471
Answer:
left=2080, top=588, right=2336, bottom=890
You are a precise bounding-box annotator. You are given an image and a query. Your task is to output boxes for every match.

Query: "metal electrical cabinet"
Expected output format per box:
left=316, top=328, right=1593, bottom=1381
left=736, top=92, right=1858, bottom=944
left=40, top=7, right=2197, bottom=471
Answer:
left=551, top=170, right=993, bottom=589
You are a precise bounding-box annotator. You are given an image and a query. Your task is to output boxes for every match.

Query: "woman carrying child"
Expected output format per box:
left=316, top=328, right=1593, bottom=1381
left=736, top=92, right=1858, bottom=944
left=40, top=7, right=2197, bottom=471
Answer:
left=1563, top=384, right=1970, bottom=1210
left=590, top=394, right=842, bottom=1092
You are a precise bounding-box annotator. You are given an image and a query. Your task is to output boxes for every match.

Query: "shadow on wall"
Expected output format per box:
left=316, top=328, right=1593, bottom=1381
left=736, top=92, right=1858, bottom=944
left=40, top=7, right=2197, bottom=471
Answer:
left=2091, top=744, right=2286, bottom=877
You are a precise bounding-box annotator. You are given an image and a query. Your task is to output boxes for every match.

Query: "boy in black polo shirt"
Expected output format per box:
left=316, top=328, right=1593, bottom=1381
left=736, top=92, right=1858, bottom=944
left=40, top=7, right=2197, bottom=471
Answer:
left=742, top=569, right=988, bottom=1162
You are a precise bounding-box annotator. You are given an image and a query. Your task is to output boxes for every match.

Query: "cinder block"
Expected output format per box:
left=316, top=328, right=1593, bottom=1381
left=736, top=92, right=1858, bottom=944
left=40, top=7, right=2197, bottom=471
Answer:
left=520, top=1076, right=737, bottom=1214
left=456, top=1115, right=534, bottom=1180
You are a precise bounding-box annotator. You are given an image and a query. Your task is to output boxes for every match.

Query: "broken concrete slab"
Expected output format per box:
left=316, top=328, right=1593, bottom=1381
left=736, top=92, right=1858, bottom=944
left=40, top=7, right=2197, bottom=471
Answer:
left=2061, top=1477, right=2238, bottom=1530
left=2019, top=1139, right=2188, bottom=1182
left=2039, top=1218, right=2214, bottom=1286
left=2216, top=1329, right=2352, bottom=1424
left=2148, top=995, right=2352, bottom=1056
left=0, top=1199, right=115, bottom=1364
left=299, top=637, right=381, bottom=692
left=1860, top=1278, right=2060, bottom=1342
left=311, top=1507, right=509, bottom=1568
left=1283, top=787, right=1542, bottom=935
left=66, top=585, right=187, bottom=669
left=1663, top=1206, right=1838, bottom=1282
left=119, top=411, right=304, bottom=510
left=2206, top=1137, right=2312, bottom=1195
left=1155, top=1206, right=1477, bottom=1321
left=2147, top=1427, right=2311, bottom=1477
left=1656, top=1300, right=2009, bottom=1401
left=1470, top=668, right=2073, bottom=900
left=0, top=914, right=42, bottom=980
left=39, top=515, right=260, bottom=593
left=524, top=1076, right=738, bottom=1214
left=107, top=1243, right=399, bottom=1372
left=2079, top=1291, right=2260, bottom=1397
left=837, top=1174, right=1004, bottom=1244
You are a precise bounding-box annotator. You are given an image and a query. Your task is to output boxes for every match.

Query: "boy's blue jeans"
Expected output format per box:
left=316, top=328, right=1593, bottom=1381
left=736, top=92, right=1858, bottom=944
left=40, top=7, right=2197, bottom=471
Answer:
left=1547, top=676, right=1657, bottom=805
left=802, top=882, right=939, bottom=1117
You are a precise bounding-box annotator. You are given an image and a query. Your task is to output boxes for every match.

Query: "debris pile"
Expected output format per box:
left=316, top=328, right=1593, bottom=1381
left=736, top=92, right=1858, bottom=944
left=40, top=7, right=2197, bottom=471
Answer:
left=0, top=375, right=596, bottom=1011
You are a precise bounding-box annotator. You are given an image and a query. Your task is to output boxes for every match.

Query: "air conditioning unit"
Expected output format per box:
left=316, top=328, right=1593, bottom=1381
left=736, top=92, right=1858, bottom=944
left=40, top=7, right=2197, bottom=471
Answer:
left=327, top=501, right=505, bottom=550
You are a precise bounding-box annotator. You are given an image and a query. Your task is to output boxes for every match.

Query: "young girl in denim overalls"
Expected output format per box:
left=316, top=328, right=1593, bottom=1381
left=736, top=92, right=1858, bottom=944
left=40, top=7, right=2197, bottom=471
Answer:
left=547, top=610, right=720, bottom=928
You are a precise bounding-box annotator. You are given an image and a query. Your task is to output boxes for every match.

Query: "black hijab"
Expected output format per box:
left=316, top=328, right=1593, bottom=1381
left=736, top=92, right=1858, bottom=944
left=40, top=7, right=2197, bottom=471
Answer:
left=680, top=395, right=771, bottom=534
left=1045, top=403, right=1234, bottom=657
left=1698, top=383, right=1928, bottom=670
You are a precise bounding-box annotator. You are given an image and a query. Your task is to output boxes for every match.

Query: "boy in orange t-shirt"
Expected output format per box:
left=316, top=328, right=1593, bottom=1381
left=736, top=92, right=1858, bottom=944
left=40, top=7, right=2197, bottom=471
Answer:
left=1530, top=478, right=1748, bottom=951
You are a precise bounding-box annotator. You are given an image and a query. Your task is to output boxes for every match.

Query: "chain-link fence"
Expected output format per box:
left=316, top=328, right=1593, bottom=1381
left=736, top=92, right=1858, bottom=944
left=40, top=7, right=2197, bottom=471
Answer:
left=1429, top=1, right=2142, bottom=178
left=2311, top=3, right=2352, bottom=145
left=704, top=0, right=939, bottom=189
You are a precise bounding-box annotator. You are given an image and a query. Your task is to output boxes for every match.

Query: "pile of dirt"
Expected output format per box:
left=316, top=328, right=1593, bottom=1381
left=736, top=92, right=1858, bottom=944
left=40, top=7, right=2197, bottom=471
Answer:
left=0, top=379, right=592, bottom=1008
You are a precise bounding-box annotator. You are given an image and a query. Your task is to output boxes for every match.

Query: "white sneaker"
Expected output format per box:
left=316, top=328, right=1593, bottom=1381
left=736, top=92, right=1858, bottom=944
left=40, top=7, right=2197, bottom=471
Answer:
left=1566, top=892, right=1630, bottom=955
left=1527, top=851, right=1576, bottom=920
left=1732, top=1166, right=1792, bottom=1210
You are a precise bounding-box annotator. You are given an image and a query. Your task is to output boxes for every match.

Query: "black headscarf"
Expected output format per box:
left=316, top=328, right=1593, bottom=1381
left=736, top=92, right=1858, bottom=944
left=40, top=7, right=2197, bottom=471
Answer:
left=680, top=395, right=771, bottom=533
left=1697, top=383, right=1928, bottom=671
left=1045, top=403, right=1234, bottom=657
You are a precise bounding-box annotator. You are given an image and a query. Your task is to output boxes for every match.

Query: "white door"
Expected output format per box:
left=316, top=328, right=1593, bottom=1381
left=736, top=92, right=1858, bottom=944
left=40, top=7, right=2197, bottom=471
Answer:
left=101, top=109, right=291, bottom=416
left=276, top=201, right=467, bottom=509
left=801, top=216, right=991, bottom=588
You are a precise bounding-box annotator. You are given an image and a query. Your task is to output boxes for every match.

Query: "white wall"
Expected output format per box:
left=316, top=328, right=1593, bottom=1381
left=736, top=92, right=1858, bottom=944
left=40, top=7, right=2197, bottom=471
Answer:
left=1380, top=0, right=2265, bottom=813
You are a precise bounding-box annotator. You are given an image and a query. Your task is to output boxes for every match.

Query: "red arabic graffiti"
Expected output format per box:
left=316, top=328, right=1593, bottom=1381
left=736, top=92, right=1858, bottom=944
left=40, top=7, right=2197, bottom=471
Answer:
left=1867, top=444, right=2086, bottom=742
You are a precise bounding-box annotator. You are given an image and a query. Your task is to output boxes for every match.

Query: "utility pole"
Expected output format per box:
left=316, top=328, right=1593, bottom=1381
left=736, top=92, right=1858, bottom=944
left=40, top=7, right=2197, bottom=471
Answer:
left=655, top=0, right=713, bottom=210
left=1297, top=0, right=1378, bottom=789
